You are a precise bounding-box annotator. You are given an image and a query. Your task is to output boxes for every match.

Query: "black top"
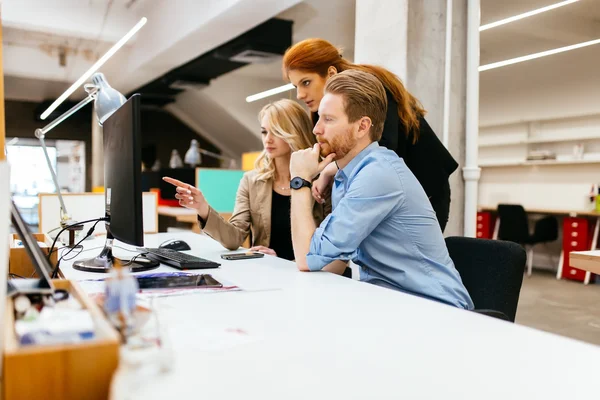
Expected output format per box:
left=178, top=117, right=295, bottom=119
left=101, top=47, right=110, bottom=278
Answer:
left=269, top=190, right=295, bottom=261
left=380, top=90, right=459, bottom=198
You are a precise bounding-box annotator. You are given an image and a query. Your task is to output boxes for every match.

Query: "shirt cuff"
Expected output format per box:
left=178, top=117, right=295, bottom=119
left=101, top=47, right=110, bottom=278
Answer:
left=306, top=253, right=338, bottom=271
left=306, top=220, right=336, bottom=271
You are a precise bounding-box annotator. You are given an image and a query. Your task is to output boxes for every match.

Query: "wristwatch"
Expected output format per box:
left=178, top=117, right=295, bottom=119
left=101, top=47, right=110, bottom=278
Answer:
left=290, top=177, right=312, bottom=190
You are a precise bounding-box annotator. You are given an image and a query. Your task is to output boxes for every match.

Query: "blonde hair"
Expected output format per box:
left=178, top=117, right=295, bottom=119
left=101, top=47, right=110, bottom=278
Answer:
left=325, top=70, right=387, bottom=141
left=254, top=99, right=316, bottom=181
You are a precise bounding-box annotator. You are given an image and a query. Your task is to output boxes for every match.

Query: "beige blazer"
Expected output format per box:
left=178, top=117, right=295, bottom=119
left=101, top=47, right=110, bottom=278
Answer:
left=201, top=170, right=330, bottom=251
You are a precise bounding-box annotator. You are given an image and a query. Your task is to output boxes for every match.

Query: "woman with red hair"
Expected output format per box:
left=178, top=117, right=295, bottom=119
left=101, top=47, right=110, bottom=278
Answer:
left=282, top=38, right=458, bottom=232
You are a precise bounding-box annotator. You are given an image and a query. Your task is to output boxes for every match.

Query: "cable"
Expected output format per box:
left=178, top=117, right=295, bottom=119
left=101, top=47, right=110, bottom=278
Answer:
left=47, top=217, right=108, bottom=263
left=51, top=218, right=105, bottom=279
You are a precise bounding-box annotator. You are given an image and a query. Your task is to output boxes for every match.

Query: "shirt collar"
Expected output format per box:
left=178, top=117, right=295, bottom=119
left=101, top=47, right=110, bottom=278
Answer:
left=336, top=142, right=380, bottom=180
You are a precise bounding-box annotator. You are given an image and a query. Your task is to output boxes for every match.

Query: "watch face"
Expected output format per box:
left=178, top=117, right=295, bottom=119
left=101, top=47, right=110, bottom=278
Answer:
left=290, top=177, right=303, bottom=189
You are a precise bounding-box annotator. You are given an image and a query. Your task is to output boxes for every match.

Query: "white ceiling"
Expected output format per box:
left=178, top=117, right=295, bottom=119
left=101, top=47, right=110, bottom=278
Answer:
left=4, top=0, right=597, bottom=99
left=3, top=0, right=599, bottom=155
left=480, top=0, right=600, bottom=65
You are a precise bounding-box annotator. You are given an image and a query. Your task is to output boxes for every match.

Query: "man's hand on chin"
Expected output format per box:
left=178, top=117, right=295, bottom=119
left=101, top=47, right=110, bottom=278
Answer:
left=290, top=143, right=336, bottom=180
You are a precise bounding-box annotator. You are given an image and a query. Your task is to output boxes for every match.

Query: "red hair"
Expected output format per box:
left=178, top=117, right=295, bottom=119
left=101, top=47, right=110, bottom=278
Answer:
left=282, top=38, right=425, bottom=142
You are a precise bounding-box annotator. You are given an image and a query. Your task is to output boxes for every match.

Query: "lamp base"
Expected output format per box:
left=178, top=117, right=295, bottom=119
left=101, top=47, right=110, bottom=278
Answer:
left=60, top=219, right=84, bottom=248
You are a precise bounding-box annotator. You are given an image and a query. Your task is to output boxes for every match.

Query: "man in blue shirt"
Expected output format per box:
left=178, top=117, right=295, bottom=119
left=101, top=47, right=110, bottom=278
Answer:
left=289, top=70, right=473, bottom=309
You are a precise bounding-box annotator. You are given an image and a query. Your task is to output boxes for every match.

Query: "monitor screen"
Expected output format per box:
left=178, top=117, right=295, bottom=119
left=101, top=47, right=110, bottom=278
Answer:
left=103, top=94, right=144, bottom=247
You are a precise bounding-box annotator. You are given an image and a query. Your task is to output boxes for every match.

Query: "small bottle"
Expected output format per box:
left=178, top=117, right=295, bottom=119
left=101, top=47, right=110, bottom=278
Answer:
left=104, top=260, right=138, bottom=341
left=596, top=184, right=600, bottom=212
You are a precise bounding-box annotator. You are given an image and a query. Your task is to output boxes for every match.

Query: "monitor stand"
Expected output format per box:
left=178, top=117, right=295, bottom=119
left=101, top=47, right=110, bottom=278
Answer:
left=73, top=231, right=159, bottom=273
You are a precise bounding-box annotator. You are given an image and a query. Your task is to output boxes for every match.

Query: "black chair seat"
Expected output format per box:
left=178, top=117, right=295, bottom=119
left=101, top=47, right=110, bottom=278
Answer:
left=446, top=236, right=526, bottom=322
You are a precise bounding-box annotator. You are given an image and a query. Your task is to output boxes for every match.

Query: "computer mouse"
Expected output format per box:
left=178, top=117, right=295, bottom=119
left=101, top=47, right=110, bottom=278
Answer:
left=159, top=240, right=191, bottom=251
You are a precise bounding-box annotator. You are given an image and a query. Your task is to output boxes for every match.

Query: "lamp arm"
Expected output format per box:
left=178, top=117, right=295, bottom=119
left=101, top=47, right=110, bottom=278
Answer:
left=198, top=148, right=230, bottom=161
left=34, top=88, right=98, bottom=225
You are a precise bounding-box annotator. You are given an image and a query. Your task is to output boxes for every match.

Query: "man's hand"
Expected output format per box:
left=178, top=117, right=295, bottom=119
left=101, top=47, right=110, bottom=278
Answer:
left=290, top=143, right=336, bottom=180
left=312, top=162, right=337, bottom=204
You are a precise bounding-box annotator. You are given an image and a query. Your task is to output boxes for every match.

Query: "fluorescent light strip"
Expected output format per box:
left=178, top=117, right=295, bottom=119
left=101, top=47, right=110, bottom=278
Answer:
left=40, top=17, right=148, bottom=120
left=480, top=37, right=600, bottom=71
left=246, top=83, right=295, bottom=103
left=480, top=0, right=580, bottom=31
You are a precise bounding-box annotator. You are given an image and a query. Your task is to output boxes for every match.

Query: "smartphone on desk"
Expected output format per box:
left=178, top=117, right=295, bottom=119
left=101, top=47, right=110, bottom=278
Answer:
left=221, top=251, right=265, bottom=261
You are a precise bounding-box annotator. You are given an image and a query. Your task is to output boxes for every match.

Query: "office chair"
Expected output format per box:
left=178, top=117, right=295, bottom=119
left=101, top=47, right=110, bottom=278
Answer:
left=445, top=236, right=526, bottom=322
left=496, top=204, right=558, bottom=276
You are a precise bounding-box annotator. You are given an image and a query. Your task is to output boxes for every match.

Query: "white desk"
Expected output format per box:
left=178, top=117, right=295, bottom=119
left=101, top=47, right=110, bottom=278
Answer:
left=61, top=232, right=600, bottom=400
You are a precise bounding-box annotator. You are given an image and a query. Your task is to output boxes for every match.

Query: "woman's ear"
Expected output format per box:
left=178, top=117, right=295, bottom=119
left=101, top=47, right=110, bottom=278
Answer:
left=327, top=66, right=338, bottom=78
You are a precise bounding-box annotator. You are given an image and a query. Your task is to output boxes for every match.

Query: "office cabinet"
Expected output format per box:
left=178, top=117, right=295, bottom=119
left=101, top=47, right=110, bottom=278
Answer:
left=561, top=217, right=592, bottom=282
left=476, top=211, right=493, bottom=239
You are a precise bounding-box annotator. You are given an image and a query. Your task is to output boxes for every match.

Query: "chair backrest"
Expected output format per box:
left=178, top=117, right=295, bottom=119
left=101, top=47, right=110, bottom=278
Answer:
left=445, top=236, right=526, bottom=322
left=497, top=204, right=529, bottom=244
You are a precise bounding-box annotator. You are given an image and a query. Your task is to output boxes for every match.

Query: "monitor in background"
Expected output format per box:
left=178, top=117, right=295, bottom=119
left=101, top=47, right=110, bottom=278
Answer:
left=141, top=170, right=161, bottom=192
left=73, top=94, right=158, bottom=273
left=158, top=168, right=196, bottom=200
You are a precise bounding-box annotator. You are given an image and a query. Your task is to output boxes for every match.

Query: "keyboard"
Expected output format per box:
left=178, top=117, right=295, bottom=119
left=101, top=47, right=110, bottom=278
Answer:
left=143, top=248, right=221, bottom=270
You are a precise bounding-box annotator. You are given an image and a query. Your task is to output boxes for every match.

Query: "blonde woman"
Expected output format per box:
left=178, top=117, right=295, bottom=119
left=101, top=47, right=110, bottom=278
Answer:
left=163, top=99, right=328, bottom=260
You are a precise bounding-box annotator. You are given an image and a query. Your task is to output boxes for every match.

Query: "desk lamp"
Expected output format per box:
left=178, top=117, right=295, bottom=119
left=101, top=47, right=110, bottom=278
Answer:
left=183, top=139, right=239, bottom=169
left=33, top=17, right=147, bottom=246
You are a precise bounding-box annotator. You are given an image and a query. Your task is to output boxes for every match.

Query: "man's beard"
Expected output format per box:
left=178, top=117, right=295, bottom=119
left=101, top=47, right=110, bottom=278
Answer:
left=318, top=128, right=356, bottom=160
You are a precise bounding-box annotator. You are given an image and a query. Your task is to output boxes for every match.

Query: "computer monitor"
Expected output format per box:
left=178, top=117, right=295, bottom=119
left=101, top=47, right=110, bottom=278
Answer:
left=73, top=94, right=158, bottom=273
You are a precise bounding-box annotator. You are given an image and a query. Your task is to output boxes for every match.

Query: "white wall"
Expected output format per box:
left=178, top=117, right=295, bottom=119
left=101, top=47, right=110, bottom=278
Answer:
left=479, top=45, right=600, bottom=211
left=480, top=46, right=600, bottom=126
left=479, top=45, right=600, bottom=269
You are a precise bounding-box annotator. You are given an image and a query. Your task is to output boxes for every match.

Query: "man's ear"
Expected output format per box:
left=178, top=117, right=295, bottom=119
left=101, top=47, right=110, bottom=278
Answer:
left=327, top=66, right=338, bottom=78
left=356, top=116, right=372, bottom=139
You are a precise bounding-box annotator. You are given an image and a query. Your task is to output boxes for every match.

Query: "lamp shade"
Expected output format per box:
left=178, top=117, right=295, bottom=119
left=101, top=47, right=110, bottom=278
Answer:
left=184, top=139, right=202, bottom=167
left=93, top=73, right=126, bottom=124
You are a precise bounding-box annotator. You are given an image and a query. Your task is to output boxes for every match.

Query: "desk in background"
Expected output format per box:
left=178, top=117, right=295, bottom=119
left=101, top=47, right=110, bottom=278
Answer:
left=55, top=231, right=600, bottom=399
left=570, top=250, right=600, bottom=275
left=478, top=205, right=600, bottom=284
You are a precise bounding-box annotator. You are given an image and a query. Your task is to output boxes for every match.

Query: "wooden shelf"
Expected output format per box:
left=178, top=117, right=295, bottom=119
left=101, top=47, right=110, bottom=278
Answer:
left=479, top=136, right=600, bottom=147
left=479, top=111, right=600, bottom=129
left=479, top=140, right=527, bottom=148
left=480, top=158, right=600, bottom=167
left=527, top=135, right=600, bottom=144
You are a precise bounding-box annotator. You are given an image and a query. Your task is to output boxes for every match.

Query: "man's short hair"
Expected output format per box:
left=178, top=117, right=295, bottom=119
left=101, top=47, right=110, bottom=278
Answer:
left=324, top=70, right=387, bottom=141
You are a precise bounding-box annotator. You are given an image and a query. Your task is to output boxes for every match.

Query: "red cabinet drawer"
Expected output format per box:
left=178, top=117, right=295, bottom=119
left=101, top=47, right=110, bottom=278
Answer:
left=563, top=265, right=588, bottom=282
left=476, top=212, right=493, bottom=239
left=561, top=217, right=591, bottom=282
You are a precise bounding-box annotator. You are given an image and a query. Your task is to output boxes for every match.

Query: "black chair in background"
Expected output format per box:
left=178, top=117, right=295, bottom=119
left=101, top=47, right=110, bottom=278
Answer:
left=446, top=236, right=526, bottom=322
left=496, top=204, right=558, bottom=276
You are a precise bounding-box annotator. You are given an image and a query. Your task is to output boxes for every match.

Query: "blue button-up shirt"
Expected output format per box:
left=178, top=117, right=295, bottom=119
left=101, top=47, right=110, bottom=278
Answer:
left=307, top=142, right=473, bottom=309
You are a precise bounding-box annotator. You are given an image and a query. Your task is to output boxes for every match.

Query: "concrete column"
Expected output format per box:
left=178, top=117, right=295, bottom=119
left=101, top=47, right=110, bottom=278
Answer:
left=354, top=0, right=408, bottom=80
left=355, top=0, right=470, bottom=237
left=91, top=109, right=104, bottom=189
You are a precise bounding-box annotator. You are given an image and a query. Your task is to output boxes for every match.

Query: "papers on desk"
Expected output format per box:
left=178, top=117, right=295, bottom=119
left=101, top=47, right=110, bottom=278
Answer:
left=78, top=272, right=241, bottom=298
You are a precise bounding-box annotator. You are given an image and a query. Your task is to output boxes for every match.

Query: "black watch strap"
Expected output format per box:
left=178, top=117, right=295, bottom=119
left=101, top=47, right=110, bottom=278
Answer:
left=290, top=177, right=312, bottom=190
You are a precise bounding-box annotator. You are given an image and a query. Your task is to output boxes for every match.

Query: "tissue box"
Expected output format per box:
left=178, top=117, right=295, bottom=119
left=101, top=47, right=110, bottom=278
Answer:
left=8, top=233, right=57, bottom=278
left=3, top=280, right=120, bottom=400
